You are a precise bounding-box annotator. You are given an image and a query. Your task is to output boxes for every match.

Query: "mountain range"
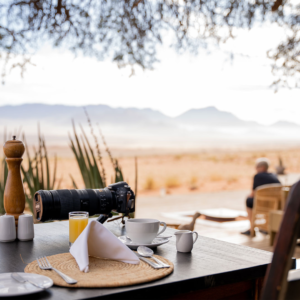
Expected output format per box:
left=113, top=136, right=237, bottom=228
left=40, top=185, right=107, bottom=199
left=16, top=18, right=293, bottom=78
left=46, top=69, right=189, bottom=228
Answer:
left=0, top=103, right=297, bottom=128
left=0, top=104, right=299, bottom=147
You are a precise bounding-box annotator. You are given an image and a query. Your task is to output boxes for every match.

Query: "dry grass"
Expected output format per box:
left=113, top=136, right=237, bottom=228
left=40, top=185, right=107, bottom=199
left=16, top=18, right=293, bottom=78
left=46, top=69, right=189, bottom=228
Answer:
left=165, top=176, right=181, bottom=188
left=174, top=154, right=182, bottom=160
left=210, top=173, right=223, bottom=181
left=208, top=156, right=219, bottom=162
left=227, top=175, right=239, bottom=184
left=189, top=176, right=198, bottom=190
left=143, top=176, right=156, bottom=190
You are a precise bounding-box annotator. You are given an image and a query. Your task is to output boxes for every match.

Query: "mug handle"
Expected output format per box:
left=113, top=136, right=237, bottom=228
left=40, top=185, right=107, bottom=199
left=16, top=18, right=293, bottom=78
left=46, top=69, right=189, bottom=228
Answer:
left=192, top=232, right=198, bottom=244
left=157, top=222, right=167, bottom=236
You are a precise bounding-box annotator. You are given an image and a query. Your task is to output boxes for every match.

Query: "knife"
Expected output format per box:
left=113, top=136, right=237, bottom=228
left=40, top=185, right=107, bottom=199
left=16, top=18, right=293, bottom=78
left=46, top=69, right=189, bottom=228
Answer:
left=11, top=273, right=45, bottom=289
left=134, top=253, right=164, bottom=269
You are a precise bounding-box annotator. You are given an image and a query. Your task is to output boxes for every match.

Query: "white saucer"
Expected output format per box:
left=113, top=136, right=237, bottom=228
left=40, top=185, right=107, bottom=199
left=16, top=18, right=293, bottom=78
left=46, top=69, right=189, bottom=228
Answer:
left=0, top=273, right=53, bottom=297
left=118, top=236, right=170, bottom=249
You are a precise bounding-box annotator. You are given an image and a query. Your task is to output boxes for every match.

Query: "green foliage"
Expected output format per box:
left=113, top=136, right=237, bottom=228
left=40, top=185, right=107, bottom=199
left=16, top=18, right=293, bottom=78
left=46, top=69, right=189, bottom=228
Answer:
left=97, top=124, right=124, bottom=184
left=0, top=130, right=8, bottom=215
left=69, top=120, right=139, bottom=219
left=114, top=159, right=124, bottom=182
left=1, top=0, right=299, bottom=89
left=69, top=122, right=106, bottom=189
left=69, top=120, right=125, bottom=189
left=21, top=130, right=61, bottom=213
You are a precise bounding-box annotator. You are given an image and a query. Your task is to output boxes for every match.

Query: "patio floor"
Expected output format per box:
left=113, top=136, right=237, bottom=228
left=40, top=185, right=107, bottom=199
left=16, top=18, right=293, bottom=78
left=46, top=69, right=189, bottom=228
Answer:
left=136, top=189, right=300, bottom=259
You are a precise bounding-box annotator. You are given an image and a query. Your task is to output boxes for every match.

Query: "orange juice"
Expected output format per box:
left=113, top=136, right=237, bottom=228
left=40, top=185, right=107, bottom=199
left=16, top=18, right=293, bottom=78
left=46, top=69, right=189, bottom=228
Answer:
left=69, top=213, right=89, bottom=245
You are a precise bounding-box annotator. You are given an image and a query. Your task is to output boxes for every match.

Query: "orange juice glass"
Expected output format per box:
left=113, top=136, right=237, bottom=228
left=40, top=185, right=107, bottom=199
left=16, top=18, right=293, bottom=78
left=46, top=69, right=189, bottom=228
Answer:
left=69, top=211, right=89, bottom=248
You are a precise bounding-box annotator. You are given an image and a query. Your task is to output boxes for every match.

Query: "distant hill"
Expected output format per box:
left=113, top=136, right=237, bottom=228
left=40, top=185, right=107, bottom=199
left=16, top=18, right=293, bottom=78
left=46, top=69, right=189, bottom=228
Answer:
left=0, top=103, right=295, bottom=128
left=0, top=103, right=299, bottom=147
left=175, top=106, right=260, bottom=127
left=0, top=104, right=170, bottom=126
left=270, top=120, right=300, bottom=128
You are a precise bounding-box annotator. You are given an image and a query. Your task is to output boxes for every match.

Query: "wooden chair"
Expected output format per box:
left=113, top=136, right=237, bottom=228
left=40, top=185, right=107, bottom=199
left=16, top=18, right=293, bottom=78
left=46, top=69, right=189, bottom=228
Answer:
left=251, top=184, right=282, bottom=237
left=261, top=181, right=300, bottom=300
left=281, top=186, right=291, bottom=210
left=269, top=210, right=284, bottom=246
left=268, top=186, right=291, bottom=246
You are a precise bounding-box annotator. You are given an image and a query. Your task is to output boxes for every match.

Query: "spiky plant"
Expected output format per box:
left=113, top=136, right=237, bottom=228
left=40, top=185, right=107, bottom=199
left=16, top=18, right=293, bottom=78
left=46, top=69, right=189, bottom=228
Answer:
left=70, top=108, right=126, bottom=188
left=0, top=130, right=9, bottom=214
left=21, top=128, right=62, bottom=213
left=97, top=125, right=124, bottom=183
left=70, top=113, right=138, bottom=219
left=69, top=121, right=106, bottom=189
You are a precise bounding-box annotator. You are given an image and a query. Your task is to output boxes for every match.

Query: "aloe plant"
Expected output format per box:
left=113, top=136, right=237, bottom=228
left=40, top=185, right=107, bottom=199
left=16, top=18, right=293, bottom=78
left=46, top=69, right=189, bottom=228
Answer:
left=70, top=113, right=138, bottom=219
left=70, top=107, right=128, bottom=189
left=98, top=126, right=124, bottom=183
left=21, top=129, right=62, bottom=213
left=0, top=130, right=9, bottom=215
left=69, top=122, right=106, bottom=189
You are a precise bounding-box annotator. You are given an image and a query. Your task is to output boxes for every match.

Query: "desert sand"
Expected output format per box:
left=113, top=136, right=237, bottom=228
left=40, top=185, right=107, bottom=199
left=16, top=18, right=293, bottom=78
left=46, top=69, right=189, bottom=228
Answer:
left=24, top=146, right=300, bottom=196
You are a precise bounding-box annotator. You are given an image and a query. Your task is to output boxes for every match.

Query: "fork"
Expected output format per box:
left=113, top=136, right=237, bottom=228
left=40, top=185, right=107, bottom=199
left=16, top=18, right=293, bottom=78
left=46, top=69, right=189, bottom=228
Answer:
left=36, top=256, right=77, bottom=284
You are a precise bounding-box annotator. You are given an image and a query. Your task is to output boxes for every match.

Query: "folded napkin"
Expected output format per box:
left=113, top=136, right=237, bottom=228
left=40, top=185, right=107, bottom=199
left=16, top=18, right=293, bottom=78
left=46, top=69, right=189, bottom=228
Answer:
left=70, top=220, right=139, bottom=272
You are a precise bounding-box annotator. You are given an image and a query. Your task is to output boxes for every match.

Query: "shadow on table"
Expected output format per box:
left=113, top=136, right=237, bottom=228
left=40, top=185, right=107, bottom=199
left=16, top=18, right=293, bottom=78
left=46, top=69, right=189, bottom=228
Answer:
left=16, top=290, right=52, bottom=299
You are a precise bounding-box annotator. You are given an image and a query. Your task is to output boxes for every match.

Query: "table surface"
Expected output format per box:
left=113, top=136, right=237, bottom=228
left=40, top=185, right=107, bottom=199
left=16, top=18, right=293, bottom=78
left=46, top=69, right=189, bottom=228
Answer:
left=0, top=219, right=273, bottom=300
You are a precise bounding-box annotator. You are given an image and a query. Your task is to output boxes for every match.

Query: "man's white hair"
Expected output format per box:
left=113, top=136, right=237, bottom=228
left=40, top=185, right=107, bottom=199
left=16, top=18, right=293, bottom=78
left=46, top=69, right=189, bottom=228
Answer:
left=256, top=157, right=270, bottom=170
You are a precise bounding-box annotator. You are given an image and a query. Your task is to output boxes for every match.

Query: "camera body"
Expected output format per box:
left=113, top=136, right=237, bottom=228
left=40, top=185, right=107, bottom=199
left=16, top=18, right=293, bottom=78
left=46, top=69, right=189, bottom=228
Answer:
left=34, top=181, right=135, bottom=223
left=108, top=181, right=135, bottom=214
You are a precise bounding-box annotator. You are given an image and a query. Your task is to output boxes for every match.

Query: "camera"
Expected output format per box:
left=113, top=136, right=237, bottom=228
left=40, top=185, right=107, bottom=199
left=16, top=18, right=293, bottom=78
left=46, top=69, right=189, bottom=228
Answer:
left=33, top=181, right=135, bottom=223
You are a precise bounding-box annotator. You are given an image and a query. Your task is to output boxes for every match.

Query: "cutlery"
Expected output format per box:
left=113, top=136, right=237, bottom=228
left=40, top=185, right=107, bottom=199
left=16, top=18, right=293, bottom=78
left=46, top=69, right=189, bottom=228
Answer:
left=36, top=256, right=77, bottom=284
left=11, top=273, right=44, bottom=289
left=133, top=252, right=164, bottom=269
left=137, top=246, right=170, bottom=268
left=126, top=235, right=172, bottom=241
left=136, top=254, right=164, bottom=269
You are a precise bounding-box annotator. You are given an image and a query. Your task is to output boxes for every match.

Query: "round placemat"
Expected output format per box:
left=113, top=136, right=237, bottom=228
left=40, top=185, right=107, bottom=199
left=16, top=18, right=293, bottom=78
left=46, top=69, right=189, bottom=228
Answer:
left=24, top=253, right=174, bottom=288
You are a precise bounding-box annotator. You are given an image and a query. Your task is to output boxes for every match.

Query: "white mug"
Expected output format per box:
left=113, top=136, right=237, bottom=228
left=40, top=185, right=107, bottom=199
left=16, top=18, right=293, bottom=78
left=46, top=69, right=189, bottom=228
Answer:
left=0, top=214, right=16, bottom=242
left=126, top=218, right=167, bottom=244
left=18, top=214, right=34, bottom=241
left=175, top=230, right=198, bottom=252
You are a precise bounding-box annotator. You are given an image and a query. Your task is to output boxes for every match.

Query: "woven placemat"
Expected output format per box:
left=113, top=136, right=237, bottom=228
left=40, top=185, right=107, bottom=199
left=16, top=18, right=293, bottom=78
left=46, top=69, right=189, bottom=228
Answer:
left=24, top=253, right=174, bottom=288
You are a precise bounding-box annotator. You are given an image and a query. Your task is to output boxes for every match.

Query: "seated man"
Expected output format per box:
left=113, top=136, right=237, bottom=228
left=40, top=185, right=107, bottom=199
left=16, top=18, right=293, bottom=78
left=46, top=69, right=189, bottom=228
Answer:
left=242, top=157, right=281, bottom=235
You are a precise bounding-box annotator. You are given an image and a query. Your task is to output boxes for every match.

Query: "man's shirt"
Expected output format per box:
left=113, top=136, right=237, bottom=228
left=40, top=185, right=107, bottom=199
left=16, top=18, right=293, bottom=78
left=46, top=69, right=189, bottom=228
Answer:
left=253, top=172, right=281, bottom=190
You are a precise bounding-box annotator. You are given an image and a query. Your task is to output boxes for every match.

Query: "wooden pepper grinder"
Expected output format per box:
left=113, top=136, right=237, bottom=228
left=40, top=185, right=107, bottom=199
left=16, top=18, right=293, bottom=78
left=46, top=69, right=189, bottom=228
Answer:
left=3, top=136, right=26, bottom=227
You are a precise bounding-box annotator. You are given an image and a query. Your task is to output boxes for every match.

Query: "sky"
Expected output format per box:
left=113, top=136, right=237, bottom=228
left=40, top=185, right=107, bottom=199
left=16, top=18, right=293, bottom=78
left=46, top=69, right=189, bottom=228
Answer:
left=0, top=23, right=300, bottom=126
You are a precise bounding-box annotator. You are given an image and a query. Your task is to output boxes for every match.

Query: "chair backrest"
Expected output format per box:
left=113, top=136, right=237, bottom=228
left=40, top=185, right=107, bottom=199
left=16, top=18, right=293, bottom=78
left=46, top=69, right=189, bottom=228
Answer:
left=261, top=181, right=300, bottom=300
left=252, top=184, right=283, bottom=235
left=255, top=183, right=283, bottom=210
left=281, top=185, right=291, bottom=210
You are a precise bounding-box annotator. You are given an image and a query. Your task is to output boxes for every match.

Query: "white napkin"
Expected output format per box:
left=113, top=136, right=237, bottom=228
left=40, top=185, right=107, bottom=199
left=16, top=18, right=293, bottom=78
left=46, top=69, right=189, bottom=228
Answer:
left=70, top=220, right=139, bottom=272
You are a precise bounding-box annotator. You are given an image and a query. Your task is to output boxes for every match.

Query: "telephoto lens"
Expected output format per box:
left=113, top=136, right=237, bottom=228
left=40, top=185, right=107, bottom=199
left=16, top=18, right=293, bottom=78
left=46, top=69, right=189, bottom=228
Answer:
left=34, top=181, right=135, bottom=223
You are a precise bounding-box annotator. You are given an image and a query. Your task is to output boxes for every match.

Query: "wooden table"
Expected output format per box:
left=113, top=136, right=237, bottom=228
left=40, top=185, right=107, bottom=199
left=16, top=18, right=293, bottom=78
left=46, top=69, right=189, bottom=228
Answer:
left=0, top=219, right=273, bottom=300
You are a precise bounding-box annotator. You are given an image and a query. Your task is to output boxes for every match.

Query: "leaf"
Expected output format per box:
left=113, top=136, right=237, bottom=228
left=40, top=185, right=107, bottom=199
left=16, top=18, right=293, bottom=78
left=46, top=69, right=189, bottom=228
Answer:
left=69, top=174, right=78, bottom=189
left=21, top=126, right=60, bottom=213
